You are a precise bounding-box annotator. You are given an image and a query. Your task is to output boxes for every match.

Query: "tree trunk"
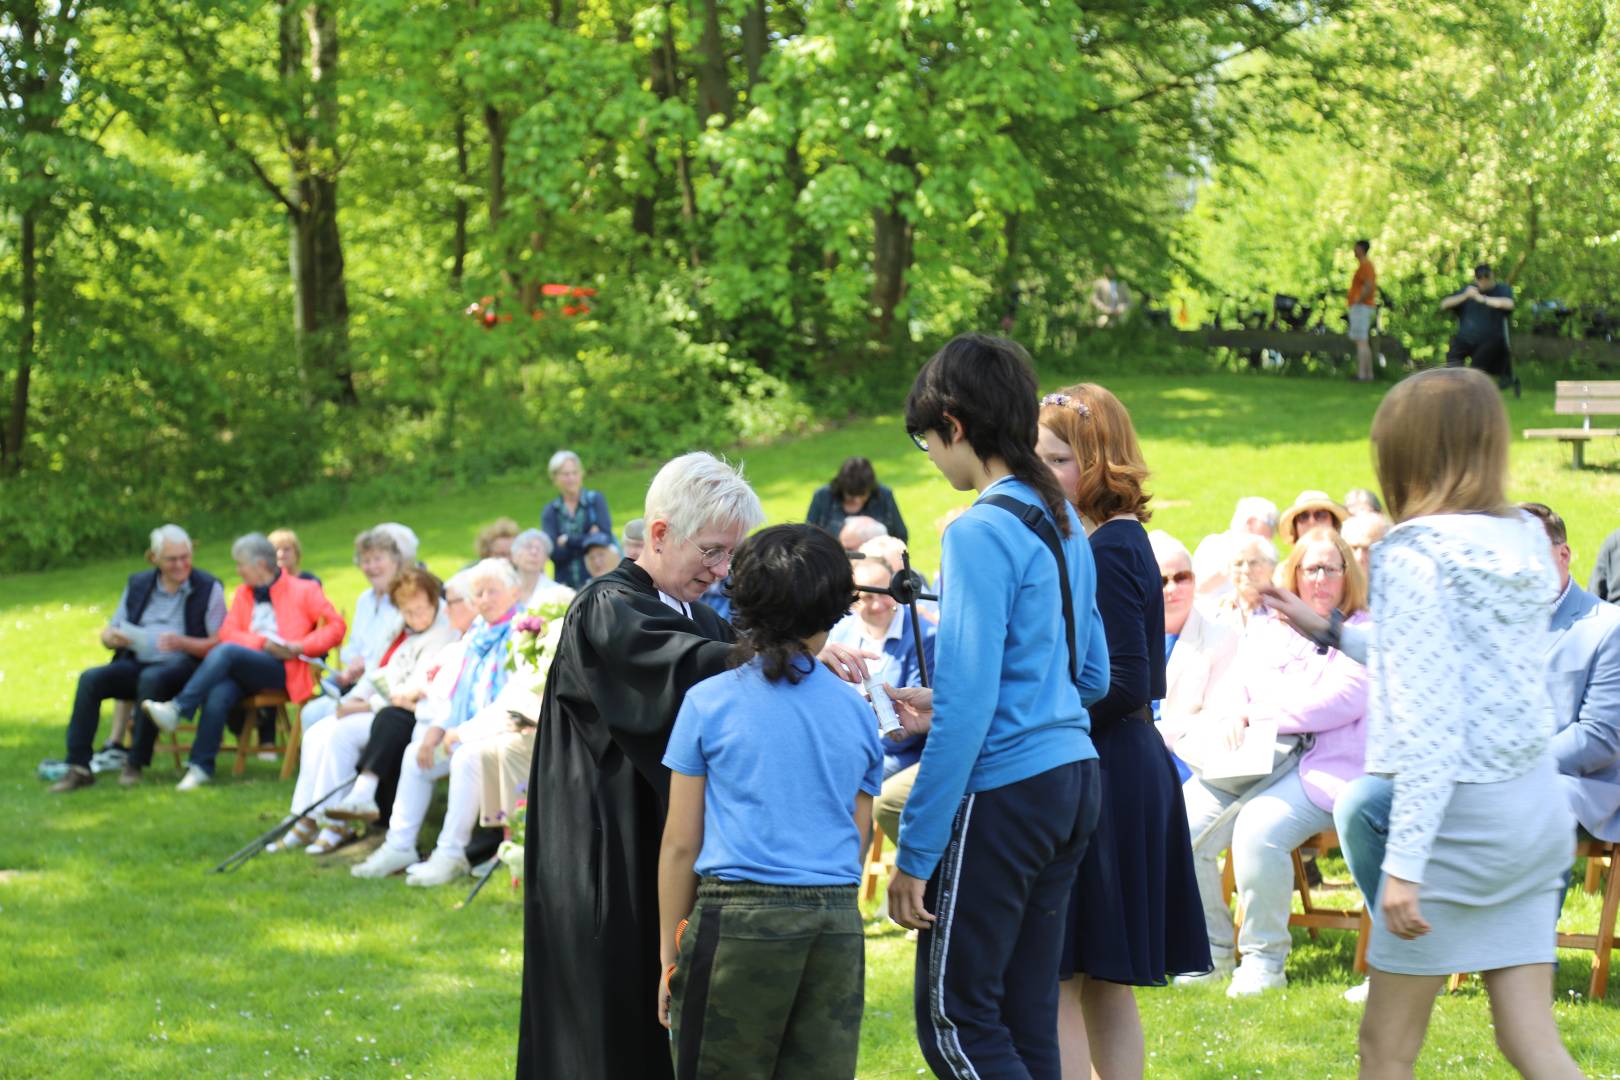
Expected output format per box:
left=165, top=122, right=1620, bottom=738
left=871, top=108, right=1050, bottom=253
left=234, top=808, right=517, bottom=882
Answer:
left=281, top=0, right=355, bottom=403
left=870, top=150, right=917, bottom=349
left=659, top=7, right=701, bottom=266
left=742, top=0, right=767, bottom=93
left=452, top=112, right=469, bottom=282
left=691, top=0, right=731, bottom=125
left=6, top=212, right=36, bottom=473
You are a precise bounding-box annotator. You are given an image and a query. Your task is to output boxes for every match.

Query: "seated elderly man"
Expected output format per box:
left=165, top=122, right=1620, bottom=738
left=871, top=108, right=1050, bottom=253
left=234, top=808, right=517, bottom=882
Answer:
left=1208, top=532, right=1278, bottom=633
left=827, top=555, right=936, bottom=843
left=1192, top=496, right=1278, bottom=609
left=1341, top=512, right=1391, bottom=580
left=140, top=533, right=346, bottom=790
left=1149, top=531, right=1240, bottom=783
left=837, top=514, right=888, bottom=554
left=1526, top=504, right=1620, bottom=846
left=49, top=525, right=227, bottom=793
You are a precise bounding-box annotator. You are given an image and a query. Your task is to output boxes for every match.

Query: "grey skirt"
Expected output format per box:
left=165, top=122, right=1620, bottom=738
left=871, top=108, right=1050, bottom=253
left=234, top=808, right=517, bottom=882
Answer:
left=1368, top=755, right=1573, bottom=976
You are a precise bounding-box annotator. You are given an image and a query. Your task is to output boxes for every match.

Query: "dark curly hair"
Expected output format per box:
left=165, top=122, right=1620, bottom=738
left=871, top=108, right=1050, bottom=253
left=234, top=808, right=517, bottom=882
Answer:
left=726, top=525, right=857, bottom=684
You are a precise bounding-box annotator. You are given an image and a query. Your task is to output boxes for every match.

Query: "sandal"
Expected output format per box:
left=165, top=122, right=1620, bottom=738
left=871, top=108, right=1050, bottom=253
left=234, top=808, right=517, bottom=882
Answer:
left=267, top=817, right=319, bottom=854
left=305, top=824, right=357, bottom=855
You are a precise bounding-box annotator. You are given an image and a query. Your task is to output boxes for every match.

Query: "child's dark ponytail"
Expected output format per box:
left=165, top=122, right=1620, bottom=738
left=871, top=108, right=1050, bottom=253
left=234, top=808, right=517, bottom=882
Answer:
left=904, top=333, right=1073, bottom=537
left=725, top=525, right=858, bottom=684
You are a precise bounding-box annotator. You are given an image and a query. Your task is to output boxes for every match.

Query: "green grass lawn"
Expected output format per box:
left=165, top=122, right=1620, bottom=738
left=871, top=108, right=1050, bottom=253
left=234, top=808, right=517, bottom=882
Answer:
left=3, top=368, right=1619, bottom=1078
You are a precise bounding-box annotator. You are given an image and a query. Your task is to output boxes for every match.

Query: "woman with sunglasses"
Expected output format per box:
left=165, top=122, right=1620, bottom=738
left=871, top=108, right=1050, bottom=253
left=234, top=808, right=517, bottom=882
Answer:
left=1149, top=530, right=1241, bottom=784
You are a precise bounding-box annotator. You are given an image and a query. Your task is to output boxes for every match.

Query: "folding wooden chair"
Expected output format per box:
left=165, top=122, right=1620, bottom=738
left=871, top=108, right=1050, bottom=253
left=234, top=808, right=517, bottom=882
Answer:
left=152, top=690, right=299, bottom=778
left=1228, top=828, right=1370, bottom=973
left=863, top=825, right=894, bottom=902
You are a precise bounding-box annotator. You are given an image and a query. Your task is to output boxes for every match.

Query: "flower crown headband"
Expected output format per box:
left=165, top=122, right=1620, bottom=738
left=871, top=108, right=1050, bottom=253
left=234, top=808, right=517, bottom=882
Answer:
left=1040, top=393, right=1090, bottom=417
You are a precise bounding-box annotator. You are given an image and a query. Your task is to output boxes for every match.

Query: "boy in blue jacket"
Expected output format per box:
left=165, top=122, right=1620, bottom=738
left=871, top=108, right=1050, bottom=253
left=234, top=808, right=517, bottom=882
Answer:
left=887, top=333, right=1111, bottom=1078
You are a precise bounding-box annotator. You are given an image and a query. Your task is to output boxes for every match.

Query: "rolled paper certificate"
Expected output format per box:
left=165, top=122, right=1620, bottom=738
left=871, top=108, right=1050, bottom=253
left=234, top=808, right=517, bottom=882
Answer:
left=863, top=671, right=904, bottom=737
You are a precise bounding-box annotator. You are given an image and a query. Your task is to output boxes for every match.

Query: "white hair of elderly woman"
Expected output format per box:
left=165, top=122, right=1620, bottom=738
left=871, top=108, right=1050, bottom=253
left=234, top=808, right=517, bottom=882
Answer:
left=230, top=532, right=278, bottom=570
left=644, top=451, right=765, bottom=542
left=149, top=523, right=193, bottom=555
left=512, top=527, right=554, bottom=559
left=548, top=449, right=582, bottom=478
left=465, top=556, right=522, bottom=592
left=1228, top=531, right=1278, bottom=565
left=442, top=568, right=476, bottom=600
left=1229, top=496, right=1279, bottom=532
left=1148, top=529, right=1191, bottom=567
left=376, top=521, right=420, bottom=564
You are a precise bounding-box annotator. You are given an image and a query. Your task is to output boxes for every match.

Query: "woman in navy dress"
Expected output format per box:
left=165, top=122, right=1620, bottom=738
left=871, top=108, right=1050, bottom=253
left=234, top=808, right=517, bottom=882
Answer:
left=1037, top=383, right=1210, bottom=1080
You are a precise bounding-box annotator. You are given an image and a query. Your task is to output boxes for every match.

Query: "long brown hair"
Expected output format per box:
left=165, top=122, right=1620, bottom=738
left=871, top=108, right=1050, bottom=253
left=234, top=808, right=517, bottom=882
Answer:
left=1039, top=383, right=1152, bottom=523
left=1371, top=368, right=1510, bottom=523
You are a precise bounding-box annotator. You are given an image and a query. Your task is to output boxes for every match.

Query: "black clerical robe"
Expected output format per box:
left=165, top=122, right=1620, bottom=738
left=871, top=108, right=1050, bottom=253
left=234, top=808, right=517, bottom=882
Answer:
left=516, top=560, right=734, bottom=1080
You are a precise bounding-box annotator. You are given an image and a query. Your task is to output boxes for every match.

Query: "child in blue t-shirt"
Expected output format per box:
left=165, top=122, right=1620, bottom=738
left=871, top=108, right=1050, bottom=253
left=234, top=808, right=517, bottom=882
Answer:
left=657, top=524, right=884, bottom=1079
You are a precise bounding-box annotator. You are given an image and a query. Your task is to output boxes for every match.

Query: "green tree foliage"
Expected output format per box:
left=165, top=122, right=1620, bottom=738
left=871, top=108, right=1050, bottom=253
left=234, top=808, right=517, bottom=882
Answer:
left=30, top=0, right=1602, bottom=569
left=1181, top=0, right=1620, bottom=353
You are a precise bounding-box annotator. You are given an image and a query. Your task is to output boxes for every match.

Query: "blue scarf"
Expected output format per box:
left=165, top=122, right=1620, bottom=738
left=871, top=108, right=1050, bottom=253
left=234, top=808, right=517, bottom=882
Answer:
left=251, top=570, right=282, bottom=605
left=446, top=608, right=515, bottom=729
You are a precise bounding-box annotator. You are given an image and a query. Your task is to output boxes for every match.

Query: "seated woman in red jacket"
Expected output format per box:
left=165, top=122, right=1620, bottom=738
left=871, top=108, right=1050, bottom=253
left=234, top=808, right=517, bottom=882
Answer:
left=141, top=533, right=346, bottom=791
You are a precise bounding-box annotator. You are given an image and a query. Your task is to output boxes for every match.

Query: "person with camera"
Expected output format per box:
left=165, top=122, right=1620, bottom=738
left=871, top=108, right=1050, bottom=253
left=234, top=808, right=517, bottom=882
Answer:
left=1440, top=263, right=1518, bottom=397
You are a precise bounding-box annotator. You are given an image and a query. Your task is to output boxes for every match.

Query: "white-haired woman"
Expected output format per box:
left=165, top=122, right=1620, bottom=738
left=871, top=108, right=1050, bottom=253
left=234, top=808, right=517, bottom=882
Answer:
left=301, top=526, right=410, bottom=732
left=518, top=451, right=766, bottom=1078
left=350, top=558, right=523, bottom=882
left=273, top=567, right=458, bottom=854
left=141, top=533, right=346, bottom=789
left=541, top=449, right=614, bottom=589
left=512, top=527, right=574, bottom=608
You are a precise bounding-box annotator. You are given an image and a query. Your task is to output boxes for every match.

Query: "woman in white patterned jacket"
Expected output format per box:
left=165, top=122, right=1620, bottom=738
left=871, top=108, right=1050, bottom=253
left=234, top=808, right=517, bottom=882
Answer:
left=1356, top=367, right=1582, bottom=1079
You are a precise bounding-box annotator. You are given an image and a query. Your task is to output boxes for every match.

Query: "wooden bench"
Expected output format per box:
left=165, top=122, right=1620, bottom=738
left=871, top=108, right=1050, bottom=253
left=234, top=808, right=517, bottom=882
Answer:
left=1525, top=381, right=1620, bottom=468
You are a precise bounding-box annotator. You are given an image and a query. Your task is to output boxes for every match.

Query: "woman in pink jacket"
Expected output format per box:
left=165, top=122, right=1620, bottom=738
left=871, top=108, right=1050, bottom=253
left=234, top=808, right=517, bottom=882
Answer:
left=141, top=533, right=346, bottom=790
left=1179, top=526, right=1370, bottom=996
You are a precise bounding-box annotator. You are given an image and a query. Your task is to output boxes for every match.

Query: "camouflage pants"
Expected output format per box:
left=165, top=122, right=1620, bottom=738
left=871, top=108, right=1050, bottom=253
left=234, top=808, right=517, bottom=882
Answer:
left=669, top=879, right=864, bottom=1080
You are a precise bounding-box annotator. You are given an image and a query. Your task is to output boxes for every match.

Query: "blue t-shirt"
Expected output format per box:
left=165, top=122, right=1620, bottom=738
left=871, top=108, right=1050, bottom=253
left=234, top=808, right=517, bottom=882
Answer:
left=664, top=657, right=885, bottom=886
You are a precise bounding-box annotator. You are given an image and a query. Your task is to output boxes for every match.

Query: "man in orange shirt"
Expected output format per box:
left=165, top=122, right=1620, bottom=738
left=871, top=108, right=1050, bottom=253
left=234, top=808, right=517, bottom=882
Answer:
left=1347, top=239, right=1377, bottom=381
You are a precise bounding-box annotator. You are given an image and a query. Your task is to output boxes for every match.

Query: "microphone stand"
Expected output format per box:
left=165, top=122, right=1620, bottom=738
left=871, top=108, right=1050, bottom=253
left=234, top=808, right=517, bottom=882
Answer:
left=852, top=550, right=937, bottom=688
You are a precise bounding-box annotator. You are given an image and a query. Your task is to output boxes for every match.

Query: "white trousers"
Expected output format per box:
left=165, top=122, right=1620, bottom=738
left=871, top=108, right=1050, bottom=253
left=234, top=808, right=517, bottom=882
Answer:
left=290, top=712, right=373, bottom=820
left=299, top=694, right=338, bottom=731
left=1184, top=769, right=1334, bottom=971
left=384, top=736, right=485, bottom=860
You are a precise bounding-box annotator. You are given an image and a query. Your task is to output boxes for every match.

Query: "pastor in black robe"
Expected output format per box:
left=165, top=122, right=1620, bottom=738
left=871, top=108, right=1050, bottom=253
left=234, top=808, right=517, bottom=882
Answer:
left=516, top=559, right=734, bottom=1080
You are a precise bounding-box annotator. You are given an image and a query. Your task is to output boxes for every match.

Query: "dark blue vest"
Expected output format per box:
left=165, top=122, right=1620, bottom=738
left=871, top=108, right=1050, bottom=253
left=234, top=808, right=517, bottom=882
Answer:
left=124, top=567, right=220, bottom=641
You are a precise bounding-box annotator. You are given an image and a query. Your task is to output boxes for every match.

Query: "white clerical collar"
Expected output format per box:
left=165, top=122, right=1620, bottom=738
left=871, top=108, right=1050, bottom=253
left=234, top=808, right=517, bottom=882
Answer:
left=658, top=590, right=693, bottom=619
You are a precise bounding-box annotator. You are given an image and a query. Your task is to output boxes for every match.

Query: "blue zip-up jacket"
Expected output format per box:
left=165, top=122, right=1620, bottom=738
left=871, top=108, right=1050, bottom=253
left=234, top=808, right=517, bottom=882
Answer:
left=895, top=476, right=1110, bottom=880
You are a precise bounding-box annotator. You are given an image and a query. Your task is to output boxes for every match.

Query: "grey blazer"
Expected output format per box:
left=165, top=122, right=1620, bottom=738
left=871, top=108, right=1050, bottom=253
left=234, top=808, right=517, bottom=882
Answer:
left=1549, top=582, right=1620, bottom=841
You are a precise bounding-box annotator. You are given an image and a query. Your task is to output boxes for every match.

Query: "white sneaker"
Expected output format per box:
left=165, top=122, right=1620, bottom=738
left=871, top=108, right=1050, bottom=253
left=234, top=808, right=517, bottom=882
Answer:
left=1342, top=978, right=1370, bottom=1004
left=405, top=851, right=471, bottom=887
left=1226, top=961, right=1287, bottom=998
left=175, top=765, right=210, bottom=791
left=1175, top=954, right=1236, bottom=987
left=142, top=700, right=181, bottom=734
left=351, top=845, right=419, bottom=879
left=326, top=795, right=380, bottom=823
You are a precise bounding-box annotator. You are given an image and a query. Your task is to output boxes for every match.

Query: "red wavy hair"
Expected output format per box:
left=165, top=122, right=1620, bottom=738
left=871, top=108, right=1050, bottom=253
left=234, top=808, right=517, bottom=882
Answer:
left=1038, top=382, right=1152, bottom=524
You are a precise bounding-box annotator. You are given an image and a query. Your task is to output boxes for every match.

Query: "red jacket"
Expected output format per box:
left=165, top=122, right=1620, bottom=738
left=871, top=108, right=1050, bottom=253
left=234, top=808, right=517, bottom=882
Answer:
left=219, top=574, right=348, bottom=704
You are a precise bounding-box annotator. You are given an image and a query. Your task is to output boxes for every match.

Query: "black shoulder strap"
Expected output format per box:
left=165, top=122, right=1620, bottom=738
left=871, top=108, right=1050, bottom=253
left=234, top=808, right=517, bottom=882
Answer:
left=980, top=494, right=1081, bottom=688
